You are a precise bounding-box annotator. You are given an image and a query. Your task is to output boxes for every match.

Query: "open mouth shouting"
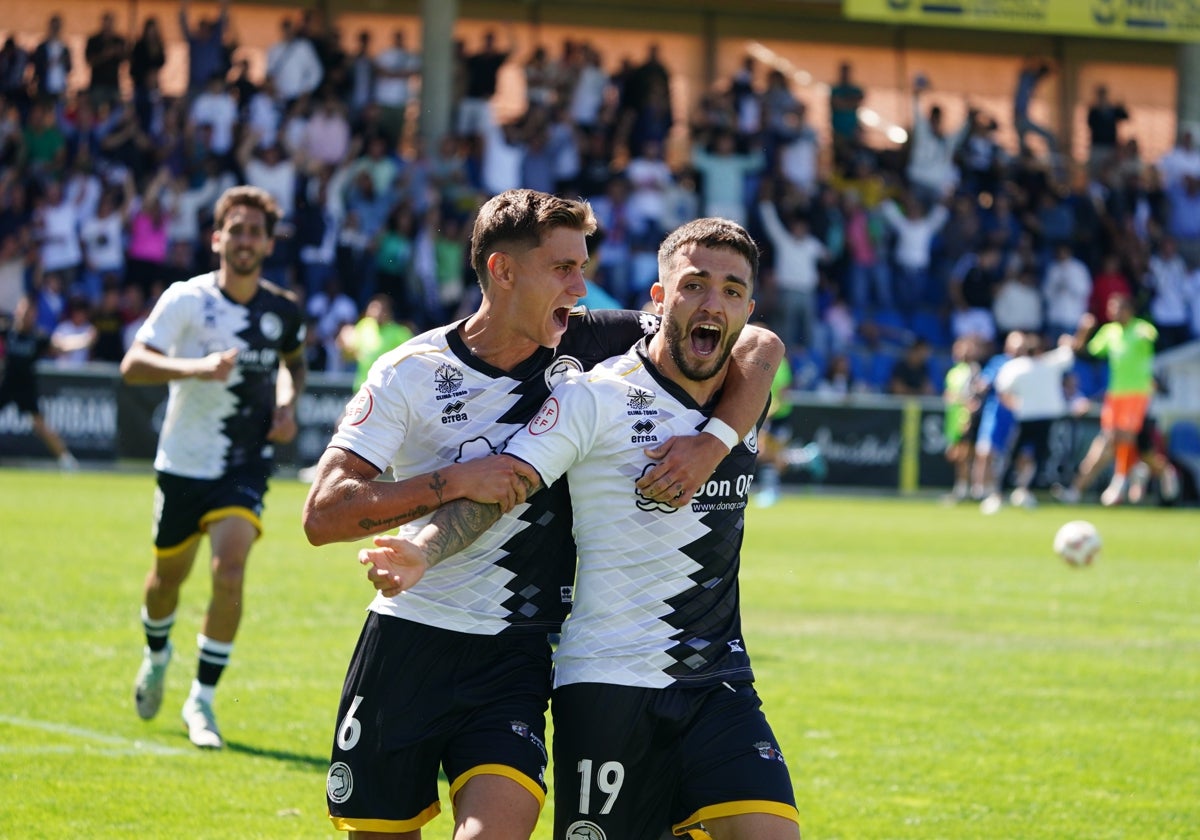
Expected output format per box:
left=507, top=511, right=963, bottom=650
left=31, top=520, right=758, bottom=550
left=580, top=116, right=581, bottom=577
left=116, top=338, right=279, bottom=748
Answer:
left=690, top=323, right=722, bottom=358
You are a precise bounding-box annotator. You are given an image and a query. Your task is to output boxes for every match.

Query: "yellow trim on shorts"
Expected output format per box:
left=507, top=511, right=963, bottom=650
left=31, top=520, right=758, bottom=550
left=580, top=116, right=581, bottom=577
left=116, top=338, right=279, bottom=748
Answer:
left=154, top=532, right=204, bottom=560
left=328, top=800, right=441, bottom=833
left=198, top=506, right=263, bottom=537
left=673, top=800, right=801, bottom=837
left=448, top=763, right=547, bottom=811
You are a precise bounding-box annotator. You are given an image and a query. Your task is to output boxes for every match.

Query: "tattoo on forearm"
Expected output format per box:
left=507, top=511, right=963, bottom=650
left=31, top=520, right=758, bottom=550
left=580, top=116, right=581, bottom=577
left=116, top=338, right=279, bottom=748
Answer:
left=358, top=506, right=430, bottom=532
left=424, top=500, right=502, bottom=569
left=429, top=470, right=447, bottom=505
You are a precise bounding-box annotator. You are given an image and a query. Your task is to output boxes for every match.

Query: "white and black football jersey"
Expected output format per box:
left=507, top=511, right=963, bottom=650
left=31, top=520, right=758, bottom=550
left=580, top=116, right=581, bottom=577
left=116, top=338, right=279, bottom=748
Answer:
left=134, top=272, right=305, bottom=479
left=504, top=339, right=765, bottom=689
left=330, top=308, right=659, bottom=636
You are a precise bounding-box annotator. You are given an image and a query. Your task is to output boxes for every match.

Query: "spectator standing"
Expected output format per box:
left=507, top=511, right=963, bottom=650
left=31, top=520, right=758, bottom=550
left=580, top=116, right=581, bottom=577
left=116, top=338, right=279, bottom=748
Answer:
left=457, top=29, right=513, bottom=140
left=881, top=193, right=949, bottom=313
left=992, top=267, right=1044, bottom=338
left=179, top=0, right=230, bottom=98
left=31, top=14, right=72, bottom=103
left=690, top=128, right=765, bottom=225
left=85, top=12, right=127, bottom=108
left=346, top=30, right=374, bottom=119
left=188, top=74, right=238, bottom=159
left=776, top=102, right=820, bottom=196
left=236, top=133, right=297, bottom=222
left=79, top=181, right=133, bottom=303
left=568, top=43, right=609, bottom=133
left=1043, top=242, right=1091, bottom=338
left=1, top=37, right=31, bottom=117
left=1144, top=236, right=1192, bottom=350
left=1086, top=84, right=1128, bottom=177
left=758, top=195, right=828, bottom=350
left=34, top=178, right=84, bottom=290
left=1164, top=171, right=1200, bottom=266
left=843, top=188, right=892, bottom=312
left=1156, top=126, right=1200, bottom=190
left=947, top=244, right=1002, bottom=343
left=1013, top=59, right=1057, bottom=159
left=373, top=29, right=420, bottom=151
left=267, top=18, right=324, bottom=109
left=307, top=277, right=359, bottom=374
left=301, top=94, right=351, bottom=167
left=829, top=61, right=864, bottom=169
left=130, top=18, right=167, bottom=136
left=907, top=77, right=970, bottom=204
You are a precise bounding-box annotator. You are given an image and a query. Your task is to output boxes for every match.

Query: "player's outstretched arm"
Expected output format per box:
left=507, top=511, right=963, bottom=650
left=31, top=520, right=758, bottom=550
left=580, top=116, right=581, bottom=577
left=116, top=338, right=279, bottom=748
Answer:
left=120, top=342, right=238, bottom=384
left=638, top=323, right=783, bottom=506
left=302, top=450, right=541, bottom=546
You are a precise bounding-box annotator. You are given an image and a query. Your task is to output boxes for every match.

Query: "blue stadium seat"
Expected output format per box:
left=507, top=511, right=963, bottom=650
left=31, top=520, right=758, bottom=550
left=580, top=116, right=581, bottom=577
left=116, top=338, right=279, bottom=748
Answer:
left=911, top=309, right=950, bottom=348
left=1169, top=420, right=1200, bottom=459
left=869, top=308, right=912, bottom=347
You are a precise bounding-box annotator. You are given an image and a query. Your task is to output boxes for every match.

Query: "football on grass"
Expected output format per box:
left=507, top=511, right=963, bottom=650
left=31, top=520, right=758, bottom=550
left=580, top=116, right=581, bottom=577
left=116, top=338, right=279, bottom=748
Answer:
left=1054, top=520, right=1102, bottom=567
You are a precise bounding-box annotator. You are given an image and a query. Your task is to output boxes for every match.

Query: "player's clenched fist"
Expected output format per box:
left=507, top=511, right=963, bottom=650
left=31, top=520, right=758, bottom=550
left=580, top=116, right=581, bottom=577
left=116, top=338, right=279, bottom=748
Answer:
left=197, top=348, right=239, bottom=381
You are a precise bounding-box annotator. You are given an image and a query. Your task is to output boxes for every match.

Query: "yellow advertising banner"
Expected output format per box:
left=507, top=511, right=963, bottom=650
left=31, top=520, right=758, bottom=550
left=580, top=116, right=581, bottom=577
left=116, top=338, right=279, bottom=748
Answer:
left=843, top=0, right=1200, bottom=42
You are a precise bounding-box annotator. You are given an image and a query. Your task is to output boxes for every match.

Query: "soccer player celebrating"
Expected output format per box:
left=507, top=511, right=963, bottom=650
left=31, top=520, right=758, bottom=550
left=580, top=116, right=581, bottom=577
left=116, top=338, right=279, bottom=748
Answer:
left=363, top=218, right=800, bottom=840
left=120, top=186, right=307, bottom=749
left=302, top=191, right=782, bottom=838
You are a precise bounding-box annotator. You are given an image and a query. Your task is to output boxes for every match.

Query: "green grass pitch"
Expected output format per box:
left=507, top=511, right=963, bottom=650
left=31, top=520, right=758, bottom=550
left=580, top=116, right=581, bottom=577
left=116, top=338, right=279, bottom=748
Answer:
left=1, top=469, right=1197, bottom=838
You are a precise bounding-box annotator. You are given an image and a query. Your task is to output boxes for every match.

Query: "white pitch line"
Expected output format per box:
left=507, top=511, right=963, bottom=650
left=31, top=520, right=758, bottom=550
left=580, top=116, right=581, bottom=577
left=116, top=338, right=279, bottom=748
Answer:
left=0, top=715, right=192, bottom=757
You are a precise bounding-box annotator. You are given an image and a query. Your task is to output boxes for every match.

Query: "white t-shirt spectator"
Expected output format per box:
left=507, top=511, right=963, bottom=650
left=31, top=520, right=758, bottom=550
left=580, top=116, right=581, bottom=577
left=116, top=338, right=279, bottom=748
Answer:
left=189, top=90, right=239, bottom=155
left=38, top=202, right=83, bottom=273
left=267, top=37, right=324, bottom=103
left=374, top=46, right=420, bottom=107
left=79, top=212, right=125, bottom=272
left=244, top=157, right=297, bottom=219
left=1043, top=255, right=1092, bottom=332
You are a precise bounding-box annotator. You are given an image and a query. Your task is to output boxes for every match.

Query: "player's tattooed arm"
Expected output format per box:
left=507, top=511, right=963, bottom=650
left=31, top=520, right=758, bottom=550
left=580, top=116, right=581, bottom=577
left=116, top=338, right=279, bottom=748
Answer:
left=422, top=470, right=543, bottom=569
left=360, top=468, right=544, bottom=594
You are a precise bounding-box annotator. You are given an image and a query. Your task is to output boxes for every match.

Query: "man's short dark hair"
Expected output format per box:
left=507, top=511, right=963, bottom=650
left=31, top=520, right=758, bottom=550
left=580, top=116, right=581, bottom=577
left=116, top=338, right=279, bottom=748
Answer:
left=657, top=217, right=760, bottom=288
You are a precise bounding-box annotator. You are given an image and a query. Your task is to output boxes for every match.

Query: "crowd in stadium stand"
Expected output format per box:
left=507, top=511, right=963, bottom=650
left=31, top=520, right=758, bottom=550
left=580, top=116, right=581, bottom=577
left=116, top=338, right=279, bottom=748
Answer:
left=2, top=6, right=1199, bottom=393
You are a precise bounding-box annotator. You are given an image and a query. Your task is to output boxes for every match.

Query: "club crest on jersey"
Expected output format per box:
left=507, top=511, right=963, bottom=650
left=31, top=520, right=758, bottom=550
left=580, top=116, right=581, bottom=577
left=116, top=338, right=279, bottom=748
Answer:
left=528, top=396, right=560, bottom=435
left=259, top=311, right=283, bottom=341
left=634, top=463, right=679, bottom=514
left=638, top=311, right=661, bottom=335
left=754, top=741, right=786, bottom=763
left=565, top=821, right=607, bottom=840
left=626, top=386, right=655, bottom=412
left=434, top=363, right=466, bottom=399
left=326, top=761, right=353, bottom=804
left=744, top=425, right=758, bottom=454
left=457, top=436, right=499, bottom=462
left=544, top=354, right=584, bottom=390
left=344, top=388, right=374, bottom=426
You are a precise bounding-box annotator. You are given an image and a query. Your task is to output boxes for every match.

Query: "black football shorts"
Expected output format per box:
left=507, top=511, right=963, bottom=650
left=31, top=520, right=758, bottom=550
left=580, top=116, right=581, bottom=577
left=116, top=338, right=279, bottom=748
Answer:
left=327, top=612, right=553, bottom=833
left=552, top=680, right=799, bottom=840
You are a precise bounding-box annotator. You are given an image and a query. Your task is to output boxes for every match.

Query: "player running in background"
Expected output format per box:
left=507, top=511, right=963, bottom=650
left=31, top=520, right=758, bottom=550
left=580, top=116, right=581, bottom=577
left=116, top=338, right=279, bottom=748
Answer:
left=302, top=192, right=782, bottom=839
left=973, top=330, right=1024, bottom=513
left=1053, top=294, right=1158, bottom=506
left=120, top=186, right=307, bottom=749
left=363, top=218, right=800, bottom=840
left=941, top=335, right=981, bottom=504
left=0, top=294, right=83, bottom=470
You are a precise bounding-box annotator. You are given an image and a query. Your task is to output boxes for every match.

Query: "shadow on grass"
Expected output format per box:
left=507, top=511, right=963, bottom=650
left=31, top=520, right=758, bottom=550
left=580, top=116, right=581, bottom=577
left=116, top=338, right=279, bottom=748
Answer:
left=220, top=740, right=330, bottom=770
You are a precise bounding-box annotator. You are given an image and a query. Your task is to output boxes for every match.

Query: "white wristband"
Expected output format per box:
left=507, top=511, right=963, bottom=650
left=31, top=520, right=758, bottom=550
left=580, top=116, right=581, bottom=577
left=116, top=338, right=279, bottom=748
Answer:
left=703, top=417, right=740, bottom=452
